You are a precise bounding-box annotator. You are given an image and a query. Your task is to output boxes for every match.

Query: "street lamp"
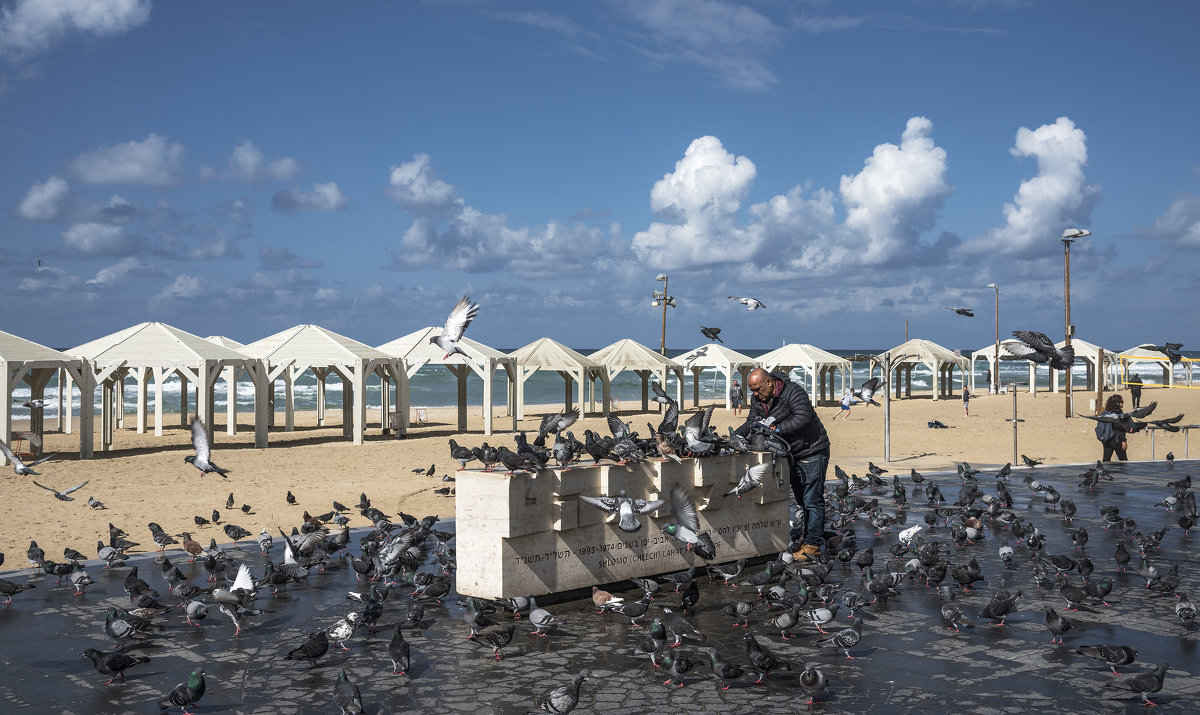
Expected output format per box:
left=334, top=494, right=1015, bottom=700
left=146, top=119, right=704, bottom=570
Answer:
left=1062, top=228, right=1091, bottom=417
left=987, top=283, right=999, bottom=394
left=651, top=273, right=676, bottom=355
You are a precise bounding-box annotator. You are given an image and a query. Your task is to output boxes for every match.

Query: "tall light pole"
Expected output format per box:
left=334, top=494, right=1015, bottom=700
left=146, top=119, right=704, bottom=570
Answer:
left=651, top=273, right=676, bottom=356
left=987, top=283, right=999, bottom=394
left=1062, top=228, right=1091, bottom=417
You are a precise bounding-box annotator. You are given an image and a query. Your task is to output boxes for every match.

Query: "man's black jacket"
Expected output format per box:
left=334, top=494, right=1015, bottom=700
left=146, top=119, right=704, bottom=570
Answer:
left=735, top=371, right=830, bottom=459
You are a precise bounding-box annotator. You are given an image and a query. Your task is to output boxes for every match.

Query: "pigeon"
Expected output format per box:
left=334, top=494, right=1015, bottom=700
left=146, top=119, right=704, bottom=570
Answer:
left=728, top=295, right=766, bottom=311
left=579, top=490, right=663, bottom=533
left=635, top=617, right=668, bottom=666
left=0, top=440, right=55, bottom=476
left=388, top=625, right=413, bottom=673
left=534, top=407, right=580, bottom=447
left=87, top=496, right=106, bottom=509
left=31, top=479, right=88, bottom=501
left=1105, top=663, right=1171, bottom=707
left=945, top=307, right=974, bottom=317
left=184, top=418, right=229, bottom=477
left=744, top=633, right=793, bottom=683
left=704, top=647, right=745, bottom=691
left=799, top=664, right=829, bottom=705
left=1075, top=644, right=1138, bottom=674
left=474, top=622, right=516, bottom=660
left=1175, top=593, right=1195, bottom=629
left=448, top=439, right=476, bottom=470
left=528, top=597, right=562, bottom=636
left=1005, top=330, right=1074, bottom=370
left=611, top=593, right=653, bottom=626
left=661, top=606, right=706, bottom=646
left=1022, top=454, right=1042, bottom=468
left=817, top=617, right=863, bottom=659
left=660, top=486, right=716, bottom=560
left=333, top=669, right=364, bottom=715
left=726, top=462, right=769, bottom=498
left=82, top=648, right=150, bottom=685
left=284, top=631, right=329, bottom=668
left=1137, top=342, right=1184, bottom=364
left=430, top=296, right=480, bottom=359
left=534, top=673, right=585, bottom=714
left=853, top=377, right=881, bottom=406
left=659, top=651, right=693, bottom=688
left=0, top=577, right=34, bottom=605
left=1044, top=606, right=1072, bottom=644
left=591, top=585, right=622, bottom=613
left=158, top=667, right=205, bottom=713
left=326, top=612, right=360, bottom=651
left=700, top=325, right=724, bottom=343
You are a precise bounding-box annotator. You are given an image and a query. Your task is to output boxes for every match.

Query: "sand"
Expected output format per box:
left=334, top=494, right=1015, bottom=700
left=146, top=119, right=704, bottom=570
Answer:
left=5, top=385, right=1197, bottom=566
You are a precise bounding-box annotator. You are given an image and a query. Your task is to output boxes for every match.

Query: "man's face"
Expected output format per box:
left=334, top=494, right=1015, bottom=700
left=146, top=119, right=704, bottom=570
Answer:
left=749, top=376, right=773, bottom=401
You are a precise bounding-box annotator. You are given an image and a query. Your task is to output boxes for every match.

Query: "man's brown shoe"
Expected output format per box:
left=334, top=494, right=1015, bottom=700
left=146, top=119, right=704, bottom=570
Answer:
left=792, top=544, right=821, bottom=562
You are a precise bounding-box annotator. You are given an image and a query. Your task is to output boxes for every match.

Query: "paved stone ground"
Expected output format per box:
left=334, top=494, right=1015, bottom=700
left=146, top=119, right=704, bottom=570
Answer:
left=1, top=460, right=1198, bottom=713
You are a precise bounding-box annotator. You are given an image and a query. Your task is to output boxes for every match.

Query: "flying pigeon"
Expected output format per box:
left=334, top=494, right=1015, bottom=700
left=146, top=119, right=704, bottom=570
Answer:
left=728, top=295, right=766, bottom=311
left=430, top=296, right=480, bottom=359
left=32, top=479, right=88, bottom=501
left=1137, top=342, right=1184, bottom=364
left=700, top=326, right=724, bottom=343
left=0, top=440, right=56, bottom=476
left=1004, top=330, right=1075, bottom=370
left=1076, top=401, right=1161, bottom=434
left=726, top=463, right=769, bottom=498
left=853, top=377, right=881, bottom=406
left=661, top=486, right=716, bottom=560
left=184, top=418, right=229, bottom=477
left=534, top=407, right=579, bottom=448
left=580, top=490, right=663, bottom=533
left=945, top=307, right=975, bottom=317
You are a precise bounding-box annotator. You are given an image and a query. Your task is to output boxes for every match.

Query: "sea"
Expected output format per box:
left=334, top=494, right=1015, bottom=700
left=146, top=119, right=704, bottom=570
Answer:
left=9, top=348, right=1197, bottom=419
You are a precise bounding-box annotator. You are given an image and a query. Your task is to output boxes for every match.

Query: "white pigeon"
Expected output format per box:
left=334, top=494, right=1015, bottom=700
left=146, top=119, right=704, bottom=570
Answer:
left=185, top=418, right=229, bottom=477
left=728, top=295, right=766, bottom=311
left=898, top=524, right=922, bottom=547
left=430, top=296, right=480, bottom=359
left=0, top=439, right=56, bottom=476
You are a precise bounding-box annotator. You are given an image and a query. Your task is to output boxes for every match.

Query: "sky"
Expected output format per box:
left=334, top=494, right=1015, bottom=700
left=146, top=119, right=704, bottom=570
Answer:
left=2, top=0, right=1198, bottom=353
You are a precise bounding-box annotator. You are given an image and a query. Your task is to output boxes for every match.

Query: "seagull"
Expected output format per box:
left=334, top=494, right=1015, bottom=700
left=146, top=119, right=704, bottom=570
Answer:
left=1005, top=330, right=1074, bottom=370
left=945, top=307, right=975, bottom=317
left=184, top=418, right=229, bottom=477
left=430, top=296, right=480, bottom=359
left=728, top=295, right=766, bottom=311
left=700, top=325, right=724, bottom=343
left=32, top=479, right=89, bottom=501
left=1137, top=342, right=1184, bottom=364
left=0, top=440, right=56, bottom=476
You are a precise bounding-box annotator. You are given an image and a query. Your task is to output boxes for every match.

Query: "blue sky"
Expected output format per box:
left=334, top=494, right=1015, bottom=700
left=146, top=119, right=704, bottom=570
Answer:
left=2, top=0, right=1198, bottom=353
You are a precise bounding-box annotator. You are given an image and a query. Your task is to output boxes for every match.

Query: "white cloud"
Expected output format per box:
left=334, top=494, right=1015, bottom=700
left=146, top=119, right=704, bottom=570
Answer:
left=71, top=133, right=185, bottom=186
left=18, top=262, right=76, bottom=292
left=1144, top=195, right=1200, bottom=249
left=383, top=153, right=458, bottom=215
left=618, top=0, right=782, bottom=91
left=153, top=273, right=205, bottom=302
left=496, top=11, right=579, bottom=35
left=960, top=116, right=1098, bottom=257
left=86, top=255, right=145, bottom=286
left=0, top=0, right=150, bottom=59
left=271, top=181, right=349, bottom=213
left=223, top=140, right=301, bottom=183
left=15, top=174, right=69, bottom=220
left=795, top=14, right=865, bottom=33
left=61, top=221, right=141, bottom=255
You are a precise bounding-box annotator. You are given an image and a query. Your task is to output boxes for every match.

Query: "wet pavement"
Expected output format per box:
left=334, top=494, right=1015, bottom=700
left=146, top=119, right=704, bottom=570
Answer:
left=1, top=460, right=1198, bottom=713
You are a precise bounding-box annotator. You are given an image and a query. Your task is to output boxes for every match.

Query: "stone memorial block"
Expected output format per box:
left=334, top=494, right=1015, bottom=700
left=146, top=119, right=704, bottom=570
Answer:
left=456, top=452, right=790, bottom=600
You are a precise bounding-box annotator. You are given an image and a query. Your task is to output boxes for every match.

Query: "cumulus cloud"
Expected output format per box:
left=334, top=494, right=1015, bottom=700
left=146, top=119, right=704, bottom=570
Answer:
left=959, top=116, right=1099, bottom=257
left=258, top=245, right=324, bottom=270
left=86, top=255, right=158, bottom=287
left=631, top=135, right=762, bottom=268
left=15, top=174, right=69, bottom=220
left=383, top=153, right=458, bottom=215
left=219, top=140, right=301, bottom=183
left=272, top=181, right=349, bottom=213
left=1143, top=195, right=1200, bottom=249
left=0, top=0, right=150, bottom=59
left=61, top=221, right=142, bottom=255
left=618, top=0, right=783, bottom=91
left=153, top=273, right=206, bottom=302
left=70, top=133, right=186, bottom=186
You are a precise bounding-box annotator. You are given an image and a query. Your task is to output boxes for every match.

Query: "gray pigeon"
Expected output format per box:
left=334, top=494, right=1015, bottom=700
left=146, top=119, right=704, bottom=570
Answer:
left=799, top=664, right=828, bottom=705
left=700, top=325, right=724, bottom=343
left=184, top=418, right=229, bottom=477
left=535, top=673, right=585, bottom=714
left=579, top=490, right=663, bottom=533
left=660, top=486, right=716, bottom=560
left=528, top=597, right=562, bottom=637
left=430, top=296, right=480, bottom=359
left=333, top=668, right=364, bottom=715
left=1104, top=663, right=1171, bottom=707
left=726, top=463, right=769, bottom=498
left=31, top=479, right=88, bottom=501
left=0, top=439, right=55, bottom=476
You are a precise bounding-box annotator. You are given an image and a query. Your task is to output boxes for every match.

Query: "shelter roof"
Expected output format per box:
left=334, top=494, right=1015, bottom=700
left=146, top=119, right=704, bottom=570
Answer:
left=587, top=339, right=681, bottom=371
left=377, top=328, right=512, bottom=364
left=758, top=343, right=850, bottom=369
left=239, top=324, right=392, bottom=364
left=68, top=322, right=247, bottom=363
left=205, top=335, right=245, bottom=350
left=880, top=338, right=968, bottom=366
left=674, top=344, right=758, bottom=369
left=0, top=330, right=79, bottom=364
left=510, top=338, right=600, bottom=370
left=970, top=340, right=1026, bottom=359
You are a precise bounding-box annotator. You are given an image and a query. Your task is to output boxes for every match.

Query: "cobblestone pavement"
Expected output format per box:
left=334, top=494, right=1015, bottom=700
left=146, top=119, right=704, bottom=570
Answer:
left=1, top=460, right=1198, bottom=713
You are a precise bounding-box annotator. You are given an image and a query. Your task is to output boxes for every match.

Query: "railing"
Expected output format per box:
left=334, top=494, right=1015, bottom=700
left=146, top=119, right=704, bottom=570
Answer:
left=1146, top=424, right=1199, bottom=459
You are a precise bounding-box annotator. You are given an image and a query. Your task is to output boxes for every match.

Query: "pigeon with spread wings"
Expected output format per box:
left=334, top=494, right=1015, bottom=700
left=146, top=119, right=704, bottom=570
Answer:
left=429, top=296, right=480, bottom=359
left=32, top=479, right=88, bottom=501
left=661, top=486, right=716, bottom=560
left=579, top=490, right=664, bottom=533
left=185, top=418, right=230, bottom=478
left=853, top=377, right=881, bottom=406
left=1137, top=342, right=1184, bottom=365
left=1005, top=330, right=1075, bottom=370
left=0, top=439, right=56, bottom=476
left=1077, top=401, right=1170, bottom=434
left=945, top=307, right=974, bottom=317
left=728, top=296, right=766, bottom=311
left=700, top=326, right=724, bottom=343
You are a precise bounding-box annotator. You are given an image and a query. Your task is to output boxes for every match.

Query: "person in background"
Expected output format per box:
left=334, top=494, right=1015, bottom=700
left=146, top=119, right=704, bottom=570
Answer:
left=735, top=367, right=830, bottom=563
left=1128, top=373, right=1143, bottom=409
left=962, top=385, right=970, bottom=417
left=836, top=389, right=857, bottom=420
left=729, top=378, right=744, bottom=416
left=1096, top=394, right=1129, bottom=462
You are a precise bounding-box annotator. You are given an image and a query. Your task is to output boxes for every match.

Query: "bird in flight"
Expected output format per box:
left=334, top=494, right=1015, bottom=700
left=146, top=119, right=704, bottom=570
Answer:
left=185, top=418, right=230, bottom=478
left=728, top=296, right=766, bottom=311
left=1136, top=342, right=1184, bottom=365
left=1004, top=330, right=1075, bottom=370
left=700, top=326, right=724, bottom=343
left=430, top=296, right=480, bottom=359
left=944, top=307, right=974, bottom=317
left=32, top=479, right=89, bottom=501
left=0, top=440, right=56, bottom=476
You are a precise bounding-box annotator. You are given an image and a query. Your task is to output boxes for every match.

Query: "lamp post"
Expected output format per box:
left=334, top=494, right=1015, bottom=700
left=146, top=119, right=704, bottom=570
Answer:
left=651, top=273, right=676, bottom=356
left=987, top=283, right=999, bottom=394
left=1062, top=228, right=1091, bottom=418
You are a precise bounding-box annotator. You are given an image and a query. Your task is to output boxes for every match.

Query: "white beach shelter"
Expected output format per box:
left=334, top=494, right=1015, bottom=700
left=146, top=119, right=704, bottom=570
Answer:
left=587, top=339, right=684, bottom=411
left=1118, top=345, right=1188, bottom=387
left=67, top=322, right=263, bottom=452
left=377, top=329, right=516, bottom=435
left=0, top=330, right=91, bottom=463
left=969, top=340, right=1036, bottom=394
left=674, top=344, right=760, bottom=408
left=239, top=325, right=405, bottom=445
left=757, top=343, right=851, bottom=404
left=204, top=336, right=250, bottom=436
left=1048, top=338, right=1115, bottom=394
left=879, top=339, right=969, bottom=401
left=509, top=338, right=610, bottom=420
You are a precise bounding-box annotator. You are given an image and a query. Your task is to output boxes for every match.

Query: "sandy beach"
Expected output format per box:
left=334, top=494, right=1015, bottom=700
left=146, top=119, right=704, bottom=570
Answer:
left=5, top=385, right=1196, bottom=565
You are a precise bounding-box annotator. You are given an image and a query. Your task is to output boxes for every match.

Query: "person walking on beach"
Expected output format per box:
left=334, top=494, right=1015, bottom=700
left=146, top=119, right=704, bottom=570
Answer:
left=735, top=367, right=830, bottom=563
left=1096, top=394, right=1129, bottom=462
left=836, top=389, right=857, bottom=420
left=1128, top=373, right=1143, bottom=409
left=961, top=386, right=970, bottom=417
left=729, top=379, right=744, bottom=416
